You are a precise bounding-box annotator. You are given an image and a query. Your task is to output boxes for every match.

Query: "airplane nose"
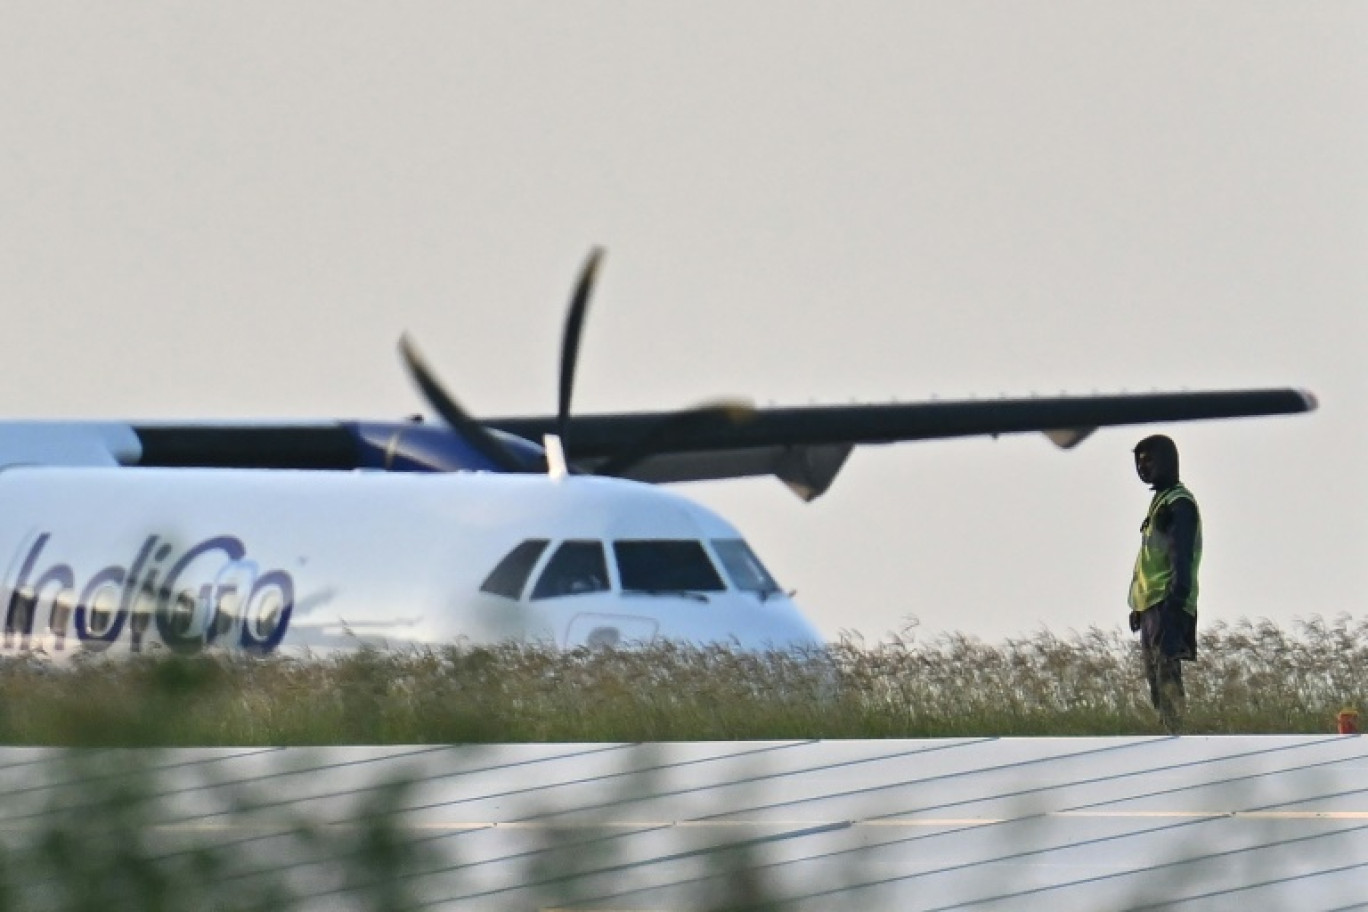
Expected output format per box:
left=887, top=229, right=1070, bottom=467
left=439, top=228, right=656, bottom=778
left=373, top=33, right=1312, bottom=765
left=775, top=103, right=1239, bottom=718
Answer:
left=721, top=597, right=825, bottom=651
left=779, top=611, right=825, bottom=649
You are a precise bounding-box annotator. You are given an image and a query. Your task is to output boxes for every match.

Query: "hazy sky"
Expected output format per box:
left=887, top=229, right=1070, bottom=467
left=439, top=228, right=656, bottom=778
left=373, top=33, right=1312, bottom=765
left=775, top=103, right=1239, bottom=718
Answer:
left=1, top=3, right=1362, bottom=644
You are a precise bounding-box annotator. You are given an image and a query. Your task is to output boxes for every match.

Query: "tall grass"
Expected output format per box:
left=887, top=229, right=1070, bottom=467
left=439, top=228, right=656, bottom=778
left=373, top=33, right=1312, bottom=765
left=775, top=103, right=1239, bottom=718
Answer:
left=0, top=615, right=1362, bottom=746
left=3, top=616, right=1358, bottom=910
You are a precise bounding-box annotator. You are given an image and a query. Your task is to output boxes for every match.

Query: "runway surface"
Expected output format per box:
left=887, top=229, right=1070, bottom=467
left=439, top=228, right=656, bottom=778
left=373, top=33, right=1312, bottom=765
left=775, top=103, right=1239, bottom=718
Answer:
left=2, top=737, right=1366, bottom=909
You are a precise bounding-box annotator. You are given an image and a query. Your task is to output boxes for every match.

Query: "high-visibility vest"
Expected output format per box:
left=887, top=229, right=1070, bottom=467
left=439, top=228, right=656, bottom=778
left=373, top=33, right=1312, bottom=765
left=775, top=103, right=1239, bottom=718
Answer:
left=1128, top=483, right=1202, bottom=615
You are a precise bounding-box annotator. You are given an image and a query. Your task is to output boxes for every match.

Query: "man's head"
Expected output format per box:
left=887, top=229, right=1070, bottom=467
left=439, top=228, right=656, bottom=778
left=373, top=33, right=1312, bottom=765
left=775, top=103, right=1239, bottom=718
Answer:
left=1134, top=434, right=1180, bottom=489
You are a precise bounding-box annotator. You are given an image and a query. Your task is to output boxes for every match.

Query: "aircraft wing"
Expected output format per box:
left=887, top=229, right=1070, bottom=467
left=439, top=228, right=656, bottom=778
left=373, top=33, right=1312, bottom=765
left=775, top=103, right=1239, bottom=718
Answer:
left=485, top=386, right=1317, bottom=500
left=2, top=386, right=1314, bottom=502
left=102, top=255, right=1317, bottom=500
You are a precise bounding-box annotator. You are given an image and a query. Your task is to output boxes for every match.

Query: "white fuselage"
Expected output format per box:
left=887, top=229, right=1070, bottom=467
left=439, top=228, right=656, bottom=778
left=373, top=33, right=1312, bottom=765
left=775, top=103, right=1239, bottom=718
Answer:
left=0, top=467, right=822, bottom=660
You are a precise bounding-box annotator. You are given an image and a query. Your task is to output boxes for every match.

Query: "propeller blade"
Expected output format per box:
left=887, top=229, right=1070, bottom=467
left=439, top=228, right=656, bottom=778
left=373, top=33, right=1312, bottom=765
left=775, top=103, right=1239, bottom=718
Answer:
left=398, top=334, right=527, bottom=472
left=558, top=248, right=604, bottom=452
left=593, top=400, right=758, bottom=478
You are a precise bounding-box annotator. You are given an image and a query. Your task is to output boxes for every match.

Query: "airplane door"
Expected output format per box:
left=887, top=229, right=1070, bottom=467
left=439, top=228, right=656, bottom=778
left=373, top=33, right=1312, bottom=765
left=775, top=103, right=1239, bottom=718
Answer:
left=564, top=612, right=659, bottom=648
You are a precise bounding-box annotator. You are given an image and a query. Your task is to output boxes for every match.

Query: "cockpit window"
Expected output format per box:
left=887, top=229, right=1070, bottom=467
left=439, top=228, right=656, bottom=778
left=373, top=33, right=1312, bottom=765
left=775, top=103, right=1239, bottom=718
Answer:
left=710, top=539, right=781, bottom=595
left=480, top=539, right=549, bottom=600
left=531, top=540, right=610, bottom=600
left=615, top=540, right=725, bottom=593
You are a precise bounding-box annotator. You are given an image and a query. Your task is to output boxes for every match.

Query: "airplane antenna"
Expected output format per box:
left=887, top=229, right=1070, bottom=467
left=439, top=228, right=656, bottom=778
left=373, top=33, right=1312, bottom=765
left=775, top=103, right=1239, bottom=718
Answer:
left=544, top=434, right=569, bottom=479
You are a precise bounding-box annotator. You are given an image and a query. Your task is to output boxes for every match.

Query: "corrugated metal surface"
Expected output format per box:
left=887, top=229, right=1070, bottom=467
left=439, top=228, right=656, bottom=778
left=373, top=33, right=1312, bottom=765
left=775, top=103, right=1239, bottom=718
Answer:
left=2, top=737, right=1366, bottom=910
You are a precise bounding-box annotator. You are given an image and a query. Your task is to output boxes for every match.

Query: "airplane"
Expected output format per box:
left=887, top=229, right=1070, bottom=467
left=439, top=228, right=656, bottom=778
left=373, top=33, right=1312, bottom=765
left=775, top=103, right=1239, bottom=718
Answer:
left=0, top=250, right=1316, bottom=661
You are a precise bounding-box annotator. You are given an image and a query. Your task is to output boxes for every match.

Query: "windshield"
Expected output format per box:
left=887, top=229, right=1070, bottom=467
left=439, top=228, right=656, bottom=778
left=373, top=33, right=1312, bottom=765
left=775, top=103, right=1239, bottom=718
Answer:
left=479, top=539, right=550, bottom=600
left=710, top=539, right=781, bottom=595
left=614, top=540, right=725, bottom=593
left=531, top=540, right=610, bottom=600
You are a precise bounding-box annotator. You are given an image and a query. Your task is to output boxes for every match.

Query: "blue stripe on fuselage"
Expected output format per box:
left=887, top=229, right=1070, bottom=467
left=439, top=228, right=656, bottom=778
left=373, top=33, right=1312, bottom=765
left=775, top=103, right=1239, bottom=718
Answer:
left=348, top=421, right=544, bottom=473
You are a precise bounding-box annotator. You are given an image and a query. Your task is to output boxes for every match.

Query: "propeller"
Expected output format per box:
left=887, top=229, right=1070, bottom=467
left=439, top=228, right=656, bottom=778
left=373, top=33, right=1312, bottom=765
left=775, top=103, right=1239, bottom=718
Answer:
left=557, top=247, right=603, bottom=453
left=591, top=400, right=757, bottom=479
left=400, top=247, right=754, bottom=478
left=398, top=334, right=527, bottom=472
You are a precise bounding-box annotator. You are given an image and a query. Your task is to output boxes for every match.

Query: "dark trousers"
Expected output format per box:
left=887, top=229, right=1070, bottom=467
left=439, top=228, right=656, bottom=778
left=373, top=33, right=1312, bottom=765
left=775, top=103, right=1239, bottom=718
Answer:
left=1139, top=603, right=1196, bottom=731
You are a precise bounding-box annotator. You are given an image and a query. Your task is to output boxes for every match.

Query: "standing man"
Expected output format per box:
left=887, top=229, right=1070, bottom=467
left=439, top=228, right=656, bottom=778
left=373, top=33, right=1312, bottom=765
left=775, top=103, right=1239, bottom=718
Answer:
left=1128, top=434, right=1202, bottom=732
